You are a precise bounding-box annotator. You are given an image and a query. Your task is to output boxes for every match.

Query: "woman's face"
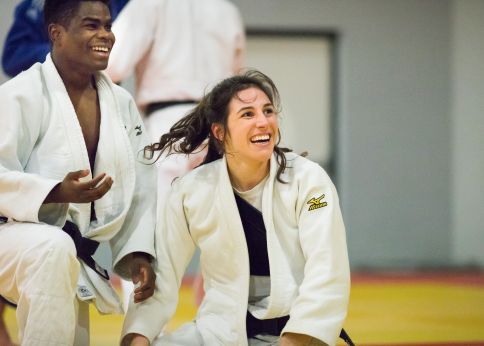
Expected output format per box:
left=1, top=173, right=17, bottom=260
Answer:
left=213, top=87, right=279, bottom=166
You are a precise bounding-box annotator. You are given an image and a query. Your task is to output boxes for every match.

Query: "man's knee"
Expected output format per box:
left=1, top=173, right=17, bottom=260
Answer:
left=20, top=224, right=79, bottom=282
left=39, top=224, right=77, bottom=259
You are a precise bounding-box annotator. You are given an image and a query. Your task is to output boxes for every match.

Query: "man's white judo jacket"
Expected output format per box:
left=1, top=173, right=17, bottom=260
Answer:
left=0, top=54, right=157, bottom=314
left=123, top=153, right=350, bottom=346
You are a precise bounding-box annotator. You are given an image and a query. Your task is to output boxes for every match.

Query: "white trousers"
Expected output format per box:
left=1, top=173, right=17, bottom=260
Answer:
left=0, top=221, right=89, bottom=345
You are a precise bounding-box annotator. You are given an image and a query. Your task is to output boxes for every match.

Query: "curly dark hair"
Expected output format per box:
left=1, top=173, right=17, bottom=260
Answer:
left=44, top=0, right=111, bottom=30
left=144, top=69, right=291, bottom=182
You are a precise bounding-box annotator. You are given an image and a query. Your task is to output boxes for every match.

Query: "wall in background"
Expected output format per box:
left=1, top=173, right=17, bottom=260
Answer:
left=0, top=0, right=482, bottom=269
left=451, top=0, right=484, bottom=266
left=230, top=0, right=483, bottom=268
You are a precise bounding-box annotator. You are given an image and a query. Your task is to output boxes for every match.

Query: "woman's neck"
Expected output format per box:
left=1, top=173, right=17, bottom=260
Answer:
left=226, top=157, right=270, bottom=192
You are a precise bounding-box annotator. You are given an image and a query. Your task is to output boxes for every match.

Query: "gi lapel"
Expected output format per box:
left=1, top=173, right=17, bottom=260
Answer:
left=86, top=72, right=135, bottom=240
left=41, top=54, right=92, bottom=230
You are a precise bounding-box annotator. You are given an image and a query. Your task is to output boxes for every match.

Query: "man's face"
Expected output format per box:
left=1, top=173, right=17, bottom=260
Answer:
left=52, top=1, right=115, bottom=72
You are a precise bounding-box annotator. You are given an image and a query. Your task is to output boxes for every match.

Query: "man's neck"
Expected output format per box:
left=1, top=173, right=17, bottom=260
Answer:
left=52, top=53, right=96, bottom=92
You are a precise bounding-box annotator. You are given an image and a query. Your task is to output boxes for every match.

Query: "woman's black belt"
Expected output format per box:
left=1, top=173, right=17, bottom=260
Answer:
left=145, top=100, right=198, bottom=115
left=246, top=311, right=355, bottom=345
left=246, top=311, right=289, bottom=338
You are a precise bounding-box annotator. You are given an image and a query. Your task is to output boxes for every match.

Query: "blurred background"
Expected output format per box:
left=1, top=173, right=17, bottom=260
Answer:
left=1, top=0, right=482, bottom=270
left=1, top=0, right=483, bottom=345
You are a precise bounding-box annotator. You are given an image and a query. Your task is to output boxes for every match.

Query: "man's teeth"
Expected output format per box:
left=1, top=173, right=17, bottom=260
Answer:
left=251, top=135, right=270, bottom=143
left=92, top=46, right=109, bottom=52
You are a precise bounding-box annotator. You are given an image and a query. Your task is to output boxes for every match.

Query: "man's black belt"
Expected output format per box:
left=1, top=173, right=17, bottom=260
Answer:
left=246, top=312, right=355, bottom=345
left=145, top=100, right=198, bottom=116
left=62, top=221, right=110, bottom=280
left=0, top=295, right=16, bottom=308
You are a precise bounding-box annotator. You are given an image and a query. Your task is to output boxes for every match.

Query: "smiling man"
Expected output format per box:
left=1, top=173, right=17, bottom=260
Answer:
left=0, top=1, right=157, bottom=345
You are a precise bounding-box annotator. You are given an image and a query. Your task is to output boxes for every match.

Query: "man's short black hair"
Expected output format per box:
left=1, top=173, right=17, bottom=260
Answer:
left=44, top=0, right=111, bottom=30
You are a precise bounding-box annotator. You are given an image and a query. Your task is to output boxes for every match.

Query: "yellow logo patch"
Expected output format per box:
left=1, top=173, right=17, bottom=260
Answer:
left=307, top=194, right=328, bottom=211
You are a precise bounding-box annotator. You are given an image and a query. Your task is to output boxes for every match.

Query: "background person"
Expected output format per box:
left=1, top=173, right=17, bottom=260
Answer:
left=105, top=0, right=246, bottom=308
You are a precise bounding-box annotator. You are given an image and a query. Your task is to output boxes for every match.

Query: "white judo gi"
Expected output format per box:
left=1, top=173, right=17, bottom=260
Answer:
left=106, top=0, right=246, bottom=217
left=0, top=54, right=157, bottom=345
left=122, top=153, right=350, bottom=346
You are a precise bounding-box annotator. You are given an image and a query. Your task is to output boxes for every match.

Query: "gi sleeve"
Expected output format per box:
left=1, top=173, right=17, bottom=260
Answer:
left=0, top=79, right=66, bottom=224
left=122, top=180, right=196, bottom=342
left=282, top=161, right=351, bottom=346
left=106, top=0, right=159, bottom=83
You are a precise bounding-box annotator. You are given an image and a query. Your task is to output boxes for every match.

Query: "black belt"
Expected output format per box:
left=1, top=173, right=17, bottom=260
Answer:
left=246, top=312, right=355, bottom=346
left=62, top=221, right=109, bottom=280
left=246, top=311, right=289, bottom=338
left=145, top=100, right=198, bottom=116
left=0, top=295, right=16, bottom=308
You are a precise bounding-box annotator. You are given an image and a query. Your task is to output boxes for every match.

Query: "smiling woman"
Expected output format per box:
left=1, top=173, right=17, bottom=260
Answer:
left=144, top=70, right=289, bottom=188
left=211, top=86, right=279, bottom=191
left=122, top=70, right=351, bottom=346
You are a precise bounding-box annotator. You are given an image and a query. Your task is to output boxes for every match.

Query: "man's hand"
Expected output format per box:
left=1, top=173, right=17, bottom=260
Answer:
left=130, top=252, right=156, bottom=303
left=44, top=169, right=113, bottom=204
left=121, top=333, right=149, bottom=346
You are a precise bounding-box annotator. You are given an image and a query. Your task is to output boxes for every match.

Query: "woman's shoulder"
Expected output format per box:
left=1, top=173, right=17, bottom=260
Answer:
left=285, top=152, right=327, bottom=174
left=281, top=151, right=333, bottom=186
left=172, top=158, right=222, bottom=191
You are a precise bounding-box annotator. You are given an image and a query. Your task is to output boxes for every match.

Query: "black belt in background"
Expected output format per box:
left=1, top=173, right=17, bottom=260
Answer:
left=62, top=221, right=109, bottom=280
left=145, top=100, right=198, bottom=116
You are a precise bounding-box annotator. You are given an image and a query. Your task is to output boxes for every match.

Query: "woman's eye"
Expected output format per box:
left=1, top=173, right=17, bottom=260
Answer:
left=242, top=112, right=252, bottom=118
left=264, top=108, right=274, bottom=115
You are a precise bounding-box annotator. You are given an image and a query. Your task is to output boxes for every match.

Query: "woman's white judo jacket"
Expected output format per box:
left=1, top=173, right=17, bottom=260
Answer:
left=0, top=54, right=157, bottom=314
left=123, top=152, right=350, bottom=346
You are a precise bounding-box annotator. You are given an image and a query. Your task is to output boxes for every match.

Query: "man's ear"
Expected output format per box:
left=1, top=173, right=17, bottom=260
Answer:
left=211, top=123, right=224, bottom=142
left=48, top=23, right=62, bottom=44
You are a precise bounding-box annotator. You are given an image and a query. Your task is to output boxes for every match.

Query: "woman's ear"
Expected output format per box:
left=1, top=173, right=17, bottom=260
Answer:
left=211, top=123, right=224, bottom=142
